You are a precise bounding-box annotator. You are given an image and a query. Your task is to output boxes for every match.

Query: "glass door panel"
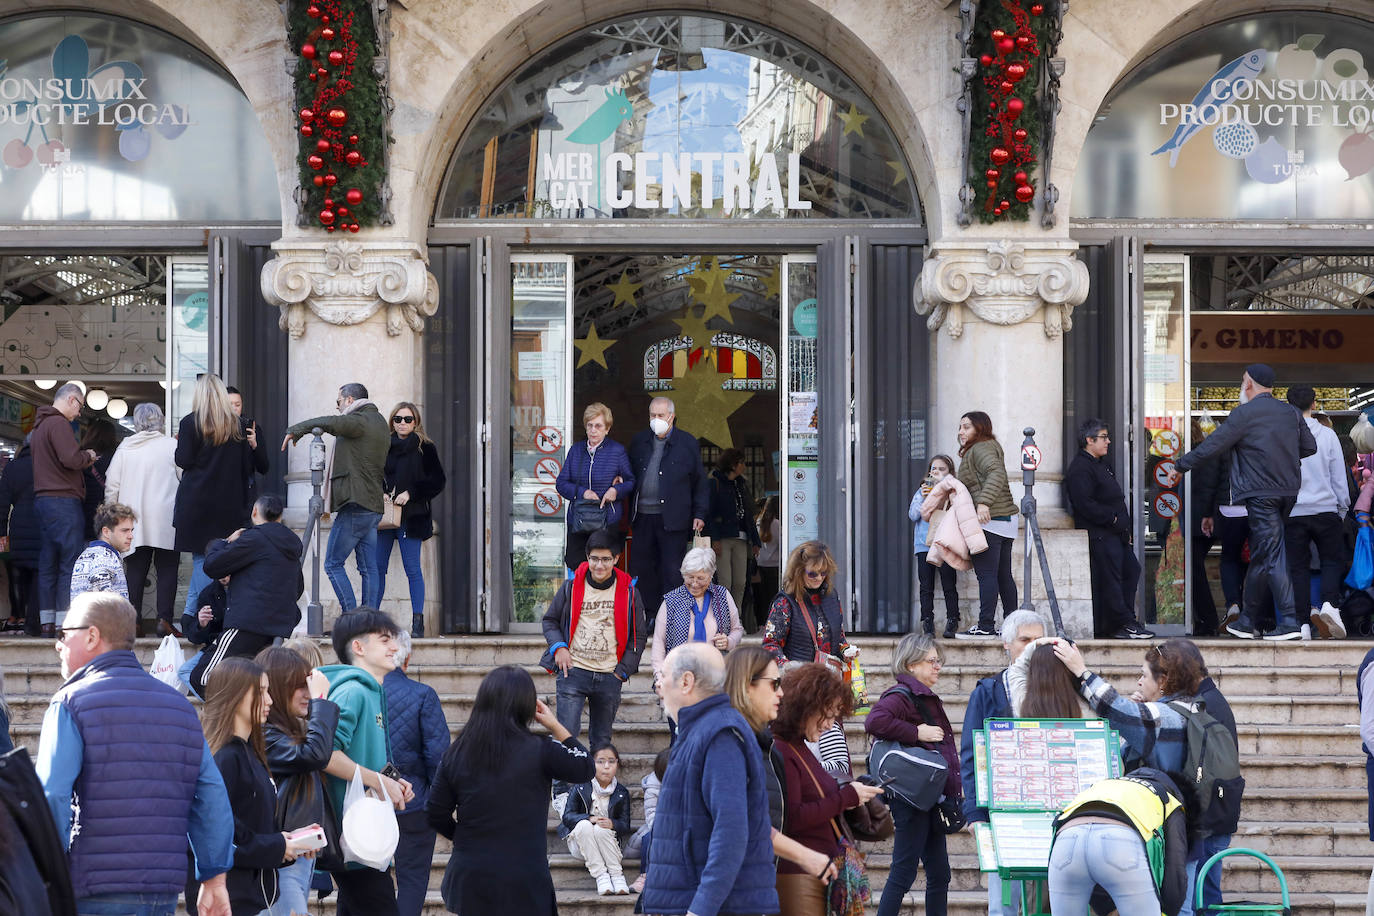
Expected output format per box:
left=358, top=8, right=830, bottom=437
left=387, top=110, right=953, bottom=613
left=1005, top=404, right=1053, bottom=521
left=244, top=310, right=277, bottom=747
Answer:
left=781, top=254, right=819, bottom=561
left=1140, top=254, right=1191, bottom=629
left=508, top=255, right=573, bottom=625
left=167, top=255, right=211, bottom=428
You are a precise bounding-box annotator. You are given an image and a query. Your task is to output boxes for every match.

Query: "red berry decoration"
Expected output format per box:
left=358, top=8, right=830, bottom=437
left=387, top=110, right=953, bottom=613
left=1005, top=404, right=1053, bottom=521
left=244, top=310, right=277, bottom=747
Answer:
left=307, top=154, right=324, bottom=170
left=344, top=150, right=362, bottom=167
left=299, top=108, right=314, bottom=123
left=1006, top=63, right=1026, bottom=81
left=321, top=27, right=335, bottom=40
left=345, top=188, right=363, bottom=206
left=1014, top=171, right=1028, bottom=184
left=1031, top=3, right=1044, bottom=13
left=326, top=108, right=347, bottom=127
left=1015, top=184, right=1035, bottom=203
left=300, top=125, right=313, bottom=137
left=324, top=173, right=338, bottom=187
left=990, top=147, right=1011, bottom=166
left=1014, top=128, right=1028, bottom=142
left=1007, top=98, right=1025, bottom=117
left=979, top=54, right=994, bottom=67
left=316, top=139, right=331, bottom=153
left=328, top=50, right=344, bottom=66
left=302, top=43, right=317, bottom=60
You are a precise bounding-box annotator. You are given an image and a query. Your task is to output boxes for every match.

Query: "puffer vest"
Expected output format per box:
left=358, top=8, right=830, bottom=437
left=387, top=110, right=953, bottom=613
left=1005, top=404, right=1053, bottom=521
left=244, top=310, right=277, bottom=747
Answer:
left=59, top=651, right=205, bottom=898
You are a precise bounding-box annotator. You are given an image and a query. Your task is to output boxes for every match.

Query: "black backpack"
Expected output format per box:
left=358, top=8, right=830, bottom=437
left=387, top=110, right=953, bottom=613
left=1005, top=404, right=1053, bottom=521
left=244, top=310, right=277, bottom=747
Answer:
left=1165, top=698, right=1244, bottom=838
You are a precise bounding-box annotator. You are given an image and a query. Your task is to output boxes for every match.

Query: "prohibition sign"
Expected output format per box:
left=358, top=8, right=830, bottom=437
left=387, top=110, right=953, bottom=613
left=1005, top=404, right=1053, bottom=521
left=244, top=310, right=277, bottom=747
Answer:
left=535, top=457, right=561, bottom=484
left=534, top=489, right=563, bottom=516
left=535, top=426, right=564, bottom=454
left=1021, top=444, right=1042, bottom=471
left=1152, top=429, right=1180, bottom=457
left=1153, top=460, right=1177, bottom=487
left=1153, top=492, right=1180, bottom=519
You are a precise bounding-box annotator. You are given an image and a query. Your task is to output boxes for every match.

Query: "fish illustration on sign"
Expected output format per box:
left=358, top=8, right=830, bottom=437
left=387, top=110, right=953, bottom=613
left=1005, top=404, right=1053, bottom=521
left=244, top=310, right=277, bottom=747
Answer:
left=566, top=87, right=633, bottom=145
left=1151, top=48, right=1266, bottom=167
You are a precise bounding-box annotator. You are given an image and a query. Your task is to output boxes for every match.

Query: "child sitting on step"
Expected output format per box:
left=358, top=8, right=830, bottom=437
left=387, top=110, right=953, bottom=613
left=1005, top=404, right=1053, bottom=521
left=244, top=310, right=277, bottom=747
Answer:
left=559, top=742, right=633, bottom=895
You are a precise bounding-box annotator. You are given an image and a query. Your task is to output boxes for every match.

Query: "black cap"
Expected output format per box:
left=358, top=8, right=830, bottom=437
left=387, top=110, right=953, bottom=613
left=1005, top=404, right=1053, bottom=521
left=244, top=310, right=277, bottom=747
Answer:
left=1244, top=363, right=1276, bottom=388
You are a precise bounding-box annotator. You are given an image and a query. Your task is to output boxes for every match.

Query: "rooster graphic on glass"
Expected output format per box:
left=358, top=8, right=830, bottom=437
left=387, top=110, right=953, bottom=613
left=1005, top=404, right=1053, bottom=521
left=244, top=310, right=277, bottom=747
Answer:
left=563, top=87, right=633, bottom=211
left=1152, top=49, right=1265, bottom=167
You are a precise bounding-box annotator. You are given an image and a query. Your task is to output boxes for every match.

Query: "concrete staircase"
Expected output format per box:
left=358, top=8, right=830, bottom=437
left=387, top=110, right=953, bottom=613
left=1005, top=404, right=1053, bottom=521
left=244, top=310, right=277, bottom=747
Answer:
left=4, top=633, right=1370, bottom=914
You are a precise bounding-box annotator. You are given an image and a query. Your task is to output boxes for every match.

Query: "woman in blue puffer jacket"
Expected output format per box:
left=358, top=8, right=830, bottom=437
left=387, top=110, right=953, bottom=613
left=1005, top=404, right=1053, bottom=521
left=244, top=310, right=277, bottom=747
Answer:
left=555, top=403, right=635, bottom=570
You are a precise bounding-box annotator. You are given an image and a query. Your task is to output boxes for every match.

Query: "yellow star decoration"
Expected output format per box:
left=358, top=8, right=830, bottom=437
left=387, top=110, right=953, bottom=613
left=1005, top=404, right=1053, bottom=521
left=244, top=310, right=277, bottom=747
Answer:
left=574, top=322, right=616, bottom=369
left=838, top=103, right=869, bottom=138
left=670, top=356, right=753, bottom=448
left=672, top=308, right=718, bottom=366
left=886, top=159, right=909, bottom=186
left=687, top=257, right=740, bottom=324
left=761, top=264, right=781, bottom=301
left=606, top=270, right=641, bottom=309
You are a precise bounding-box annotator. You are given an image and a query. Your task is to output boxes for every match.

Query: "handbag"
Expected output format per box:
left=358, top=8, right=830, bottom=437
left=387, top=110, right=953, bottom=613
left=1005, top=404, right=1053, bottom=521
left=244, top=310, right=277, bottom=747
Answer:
left=692, top=533, right=712, bottom=550
left=934, top=795, right=967, bottom=835
left=569, top=498, right=608, bottom=533
left=784, top=742, right=870, bottom=916
left=378, top=493, right=402, bottom=530
left=790, top=596, right=840, bottom=670
left=840, top=776, right=894, bottom=841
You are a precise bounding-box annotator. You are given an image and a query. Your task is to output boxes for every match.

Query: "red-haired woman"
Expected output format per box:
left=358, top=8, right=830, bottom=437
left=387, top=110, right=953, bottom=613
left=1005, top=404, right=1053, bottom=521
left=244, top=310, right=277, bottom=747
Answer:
left=954, top=411, right=1018, bottom=639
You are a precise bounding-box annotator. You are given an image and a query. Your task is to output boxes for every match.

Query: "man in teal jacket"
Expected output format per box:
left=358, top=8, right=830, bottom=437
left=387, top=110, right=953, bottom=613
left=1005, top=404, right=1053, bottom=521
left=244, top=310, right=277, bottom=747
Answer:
left=321, top=608, right=414, bottom=916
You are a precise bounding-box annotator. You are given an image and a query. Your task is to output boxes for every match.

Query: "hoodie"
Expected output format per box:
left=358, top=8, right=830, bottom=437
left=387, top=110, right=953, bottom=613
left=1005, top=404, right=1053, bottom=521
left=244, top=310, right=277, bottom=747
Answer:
left=1292, top=416, right=1350, bottom=517
left=203, top=521, right=305, bottom=637
left=320, top=663, right=393, bottom=849
left=30, top=405, right=93, bottom=499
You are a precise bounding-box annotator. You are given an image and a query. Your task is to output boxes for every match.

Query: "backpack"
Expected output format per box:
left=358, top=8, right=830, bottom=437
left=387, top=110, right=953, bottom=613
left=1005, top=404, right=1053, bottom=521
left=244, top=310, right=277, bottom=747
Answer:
left=867, top=685, right=948, bottom=811
left=1166, top=699, right=1244, bottom=838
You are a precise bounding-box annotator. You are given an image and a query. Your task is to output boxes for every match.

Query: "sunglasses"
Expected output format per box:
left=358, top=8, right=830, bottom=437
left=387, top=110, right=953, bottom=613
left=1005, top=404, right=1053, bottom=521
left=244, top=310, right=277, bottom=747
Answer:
left=393, top=415, right=415, bottom=424
left=803, top=569, right=826, bottom=579
left=752, top=676, right=783, bottom=692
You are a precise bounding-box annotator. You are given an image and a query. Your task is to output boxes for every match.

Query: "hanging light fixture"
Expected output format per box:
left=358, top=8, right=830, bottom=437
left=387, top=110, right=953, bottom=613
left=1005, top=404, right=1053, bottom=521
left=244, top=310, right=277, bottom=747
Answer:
left=86, top=389, right=109, bottom=410
left=106, top=398, right=128, bottom=420
left=34, top=379, right=56, bottom=390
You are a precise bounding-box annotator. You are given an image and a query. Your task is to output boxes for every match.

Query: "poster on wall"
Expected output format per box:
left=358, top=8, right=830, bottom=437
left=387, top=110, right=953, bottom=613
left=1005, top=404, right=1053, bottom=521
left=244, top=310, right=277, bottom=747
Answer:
left=787, top=458, right=818, bottom=544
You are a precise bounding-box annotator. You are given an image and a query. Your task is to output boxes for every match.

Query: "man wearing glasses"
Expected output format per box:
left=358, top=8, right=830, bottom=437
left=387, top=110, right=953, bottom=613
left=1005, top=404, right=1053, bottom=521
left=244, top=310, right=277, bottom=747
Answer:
left=540, top=528, right=647, bottom=811
left=282, top=382, right=389, bottom=611
left=1065, top=418, right=1154, bottom=639
left=30, top=382, right=98, bottom=637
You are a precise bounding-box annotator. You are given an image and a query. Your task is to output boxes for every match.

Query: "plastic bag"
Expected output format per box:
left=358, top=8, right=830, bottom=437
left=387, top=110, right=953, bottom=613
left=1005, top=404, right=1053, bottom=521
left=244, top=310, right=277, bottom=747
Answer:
left=1347, top=525, right=1374, bottom=591
left=847, top=661, right=870, bottom=716
left=149, top=634, right=186, bottom=695
left=339, top=766, right=399, bottom=870
left=1353, top=412, right=1374, bottom=455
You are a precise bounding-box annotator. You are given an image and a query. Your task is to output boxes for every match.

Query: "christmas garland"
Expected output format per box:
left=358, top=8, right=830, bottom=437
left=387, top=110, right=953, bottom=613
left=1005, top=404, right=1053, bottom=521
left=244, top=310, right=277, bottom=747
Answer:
left=287, top=0, right=386, bottom=231
left=967, top=0, right=1055, bottom=222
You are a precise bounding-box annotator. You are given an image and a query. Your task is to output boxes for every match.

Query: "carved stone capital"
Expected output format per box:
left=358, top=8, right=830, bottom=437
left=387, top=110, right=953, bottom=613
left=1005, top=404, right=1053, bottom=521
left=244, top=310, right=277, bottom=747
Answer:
left=915, top=239, right=1089, bottom=339
left=260, top=240, right=438, bottom=339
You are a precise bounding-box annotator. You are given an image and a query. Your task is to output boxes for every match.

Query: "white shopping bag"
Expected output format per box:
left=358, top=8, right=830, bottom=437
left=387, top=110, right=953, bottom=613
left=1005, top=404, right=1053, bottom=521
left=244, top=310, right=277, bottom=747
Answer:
left=149, top=634, right=187, bottom=695
left=339, top=766, right=399, bottom=870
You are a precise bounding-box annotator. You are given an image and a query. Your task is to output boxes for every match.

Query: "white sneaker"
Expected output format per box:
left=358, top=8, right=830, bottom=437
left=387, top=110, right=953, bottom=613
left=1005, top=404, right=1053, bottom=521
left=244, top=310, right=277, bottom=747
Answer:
left=1317, top=602, right=1347, bottom=639
left=1300, top=624, right=1312, bottom=641
left=611, top=875, right=630, bottom=895
left=1223, top=604, right=1241, bottom=625
left=552, top=792, right=568, bottom=818
left=595, top=874, right=614, bottom=896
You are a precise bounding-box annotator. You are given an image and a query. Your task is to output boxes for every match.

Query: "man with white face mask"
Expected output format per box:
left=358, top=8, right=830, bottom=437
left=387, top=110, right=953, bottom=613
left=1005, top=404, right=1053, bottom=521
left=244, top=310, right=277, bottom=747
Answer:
left=628, top=397, right=708, bottom=623
left=1166, top=364, right=1316, bottom=640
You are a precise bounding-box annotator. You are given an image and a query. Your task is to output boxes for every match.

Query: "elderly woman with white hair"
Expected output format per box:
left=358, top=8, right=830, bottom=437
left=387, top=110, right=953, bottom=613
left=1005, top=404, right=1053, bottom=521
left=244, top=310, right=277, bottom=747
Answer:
left=105, top=402, right=182, bottom=636
left=652, top=546, right=745, bottom=685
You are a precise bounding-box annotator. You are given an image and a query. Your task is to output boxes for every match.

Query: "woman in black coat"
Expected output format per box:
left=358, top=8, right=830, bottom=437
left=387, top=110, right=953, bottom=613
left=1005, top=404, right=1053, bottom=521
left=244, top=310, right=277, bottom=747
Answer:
left=427, top=665, right=593, bottom=916
left=376, top=401, right=446, bottom=638
left=174, top=374, right=254, bottom=622
left=0, top=443, right=41, bottom=635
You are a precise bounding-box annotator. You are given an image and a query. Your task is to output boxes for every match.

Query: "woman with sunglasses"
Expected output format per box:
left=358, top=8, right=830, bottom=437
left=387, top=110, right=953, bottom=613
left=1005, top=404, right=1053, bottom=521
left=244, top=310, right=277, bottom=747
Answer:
left=865, top=632, right=959, bottom=916
left=377, top=402, right=447, bottom=637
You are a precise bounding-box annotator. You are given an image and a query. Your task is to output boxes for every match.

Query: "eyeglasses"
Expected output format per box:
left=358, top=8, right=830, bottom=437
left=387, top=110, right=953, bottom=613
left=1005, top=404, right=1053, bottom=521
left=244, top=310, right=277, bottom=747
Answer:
left=59, top=625, right=92, bottom=637
left=586, top=555, right=616, bottom=566
left=751, top=676, right=783, bottom=692
left=1093, top=434, right=1110, bottom=440
left=919, top=656, right=943, bottom=668
left=393, top=415, right=415, bottom=424
left=803, top=569, right=826, bottom=580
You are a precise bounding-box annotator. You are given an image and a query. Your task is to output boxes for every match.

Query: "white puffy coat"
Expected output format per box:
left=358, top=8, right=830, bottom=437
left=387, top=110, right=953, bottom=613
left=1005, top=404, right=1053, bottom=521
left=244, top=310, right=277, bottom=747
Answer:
left=105, top=431, right=181, bottom=551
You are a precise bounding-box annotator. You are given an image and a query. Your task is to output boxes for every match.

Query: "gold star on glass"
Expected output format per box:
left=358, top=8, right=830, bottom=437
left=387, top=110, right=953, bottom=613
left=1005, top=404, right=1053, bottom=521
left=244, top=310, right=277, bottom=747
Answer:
left=839, top=103, right=869, bottom=138
left=606, top=270, right=642, bottom=309
left=574, top=322, right=617, bottom=369
left=669, top=357, right=753, bottom=448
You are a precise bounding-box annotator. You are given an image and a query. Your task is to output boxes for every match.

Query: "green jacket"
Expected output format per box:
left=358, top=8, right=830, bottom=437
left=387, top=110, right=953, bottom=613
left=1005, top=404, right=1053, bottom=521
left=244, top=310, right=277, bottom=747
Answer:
left=957, top=438, right=1018, bottom=518
left=288, top=400, right=390, bottom=513
left=320, top=664, right=392, bottom=841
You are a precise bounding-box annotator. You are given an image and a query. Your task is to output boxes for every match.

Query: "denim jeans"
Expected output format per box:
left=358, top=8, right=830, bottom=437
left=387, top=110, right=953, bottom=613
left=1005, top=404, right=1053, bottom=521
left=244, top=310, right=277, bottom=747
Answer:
left=181, top=553, right=211, bottom=621
left=75, top=893, right=177, bottom=916
left=326, top=504, right=382, bottom=611
left=376, top=526, right=425, bottom=617
left=1178, top=833, right=1231, bottom=916
left=987, top=872, right=1022, bottom=916
left=269, top=854, right=316, bottom=916
left=35, top=495, right=85, bottom=621
left=876, top=794, right=949, bottom=916
left=553, top=666, right=623, bottom=793
left=1049, top=823, right=1161, bottom=916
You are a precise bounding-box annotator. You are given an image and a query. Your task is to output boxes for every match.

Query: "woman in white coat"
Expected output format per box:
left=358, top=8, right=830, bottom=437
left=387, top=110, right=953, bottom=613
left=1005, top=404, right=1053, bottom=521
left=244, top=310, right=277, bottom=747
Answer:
left=105, top=402, right=182, bottom=636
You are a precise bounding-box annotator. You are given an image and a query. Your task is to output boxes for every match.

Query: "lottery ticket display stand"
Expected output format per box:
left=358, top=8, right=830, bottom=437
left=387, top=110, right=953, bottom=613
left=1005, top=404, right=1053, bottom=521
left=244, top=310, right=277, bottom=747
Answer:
left=971, top=718, right=1123, bottom=915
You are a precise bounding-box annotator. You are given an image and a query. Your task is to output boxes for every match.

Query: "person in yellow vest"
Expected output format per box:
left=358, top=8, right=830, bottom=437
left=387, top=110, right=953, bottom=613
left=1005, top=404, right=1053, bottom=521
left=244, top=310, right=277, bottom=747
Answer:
left=1049, top=767, right=1190, bottom=916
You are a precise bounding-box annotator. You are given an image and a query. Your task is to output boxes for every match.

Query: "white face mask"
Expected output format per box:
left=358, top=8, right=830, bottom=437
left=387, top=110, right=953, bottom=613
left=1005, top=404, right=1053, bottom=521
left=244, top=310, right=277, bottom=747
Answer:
left=1239, top=386, right=1251, bottom=405
left=650, top=417, right=671, bottom=436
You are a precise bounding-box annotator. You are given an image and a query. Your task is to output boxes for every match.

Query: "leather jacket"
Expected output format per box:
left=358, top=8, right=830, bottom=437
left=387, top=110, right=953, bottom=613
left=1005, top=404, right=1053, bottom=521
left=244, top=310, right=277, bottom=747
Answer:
left=1177, top=393, right=1316, bottom=501
left=263, top=699, right=342, bottom=870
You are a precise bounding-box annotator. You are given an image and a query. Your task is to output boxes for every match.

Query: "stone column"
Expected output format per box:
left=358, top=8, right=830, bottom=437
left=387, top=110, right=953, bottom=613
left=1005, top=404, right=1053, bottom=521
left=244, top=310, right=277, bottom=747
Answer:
left=261, top=238, right=438, bottom=629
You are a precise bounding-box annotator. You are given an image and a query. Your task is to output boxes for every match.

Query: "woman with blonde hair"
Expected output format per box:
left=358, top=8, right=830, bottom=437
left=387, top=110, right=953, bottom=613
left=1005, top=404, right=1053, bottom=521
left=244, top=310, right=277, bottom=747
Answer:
left=376, top=400, right=446, bottom=637
left=175, top=373, right=255, bottom=623
left=555, top=401, right=635, bottom=571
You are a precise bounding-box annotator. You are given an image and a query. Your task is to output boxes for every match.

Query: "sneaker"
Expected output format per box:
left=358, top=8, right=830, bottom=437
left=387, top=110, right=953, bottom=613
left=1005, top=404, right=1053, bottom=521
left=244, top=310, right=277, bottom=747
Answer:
left=1225, top=622, right=1256, bottom=639
left=1223, top=604, right=1241, bottom=625
left=1112, top=623, right=1155, bottom=639
left=40, top=623, right=55, bottom=639
left=611, top=875, right=630, bottom=895
left=920, top=619, right=935, bottom=636
left=631, top=875, right=646, bottom=893
left=595, top=875, right=614, bottom=896
left=955, top=625, right=997, bottom=639
left=942, top=620, right=959, bottom=640
left=1317, top=602, right=1347, bottom=639
left=1263, top=625, right=1303, bottom=641
left=1300, top=624, right=1312, bottom=641
left=551, top=792, right=568, bottom=818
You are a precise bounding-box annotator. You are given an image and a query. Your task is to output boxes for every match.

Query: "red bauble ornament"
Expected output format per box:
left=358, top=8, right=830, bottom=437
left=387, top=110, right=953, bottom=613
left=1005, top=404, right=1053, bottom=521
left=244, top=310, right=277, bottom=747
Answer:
left=313, top=175, right=324, bottom=187
left=1031, top=3, right=1044, bottom=13
left=321, top=27, right=336, bottom=40
left=990, top=147, right=1011, bottom=165
left=338, top=207, right=349, bottom=217
left=348, top=223, right=360, bottom=233
left=997, top=37, right=1015, bottom=55
left=319, top=208, right=335, bottom=225
left=1016, top=35, right=1032, bottom=50
left=345, top=188, right=363, bottom=206
left=299, top=125, right=313, bottom=137
left=1014, top=128, right=1028, bottom=142
left=302, top=43, right=317, bottom=60
left=317, top=68, right=327, bottom=77
left=1015, top=184, right=1035, bottom=203
left=316, top=139, right=331, bottom=153
left=989, top=102, right=998, bottom=111
left=990, top=29, right=1006, bottom=41
left=307, top=154, right=324, bottom=170
left=328, top=50, right=344, bottom=66
left=1006, top=98, right=1025, bottom=117
left=1000, top=80, right=1015, bottom=94
left=987, top=180, right=998, bottom=189
left=326, top=108, right=347, bottom=127
left=999, top=199, right=1010, bottom=210
left=348, top=134, right=359, bottom=145
left=299, top=108, right=314, bottom=123
left=1014, top=170, right=1029, bottom=184
left=344, top=150, right=362, bottom=167
left=321, top=14, right=330, bottom=23
left=986, top=168, right=1000, bottom=180
left=323, top=198, right=334, bottom=208
left=1006, top=63, right=1027, bottom=81
left=308, top=72, right=318, bottom=81
left=306, top=4, right=320, bottom=17
left=979, top=54, right=994, bottom=67
left=324, top=173, right=338, bottom=187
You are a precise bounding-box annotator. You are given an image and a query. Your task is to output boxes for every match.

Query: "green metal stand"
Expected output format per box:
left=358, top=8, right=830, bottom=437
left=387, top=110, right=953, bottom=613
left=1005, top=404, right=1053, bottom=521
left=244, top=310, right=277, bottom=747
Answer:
left=1195, top=847, right=1291, bottom=916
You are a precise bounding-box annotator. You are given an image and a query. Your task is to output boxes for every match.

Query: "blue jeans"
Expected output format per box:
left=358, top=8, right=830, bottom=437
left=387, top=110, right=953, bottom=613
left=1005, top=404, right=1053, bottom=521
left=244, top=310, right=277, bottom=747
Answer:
left=181, top=553, right=210, bottom=621
left=1178, top=833, right=1231, bottom=916
left=179, top=650, right=204, bottom=698
left=269, top=854, right=316, bottom=916
left=1049, top=823, right=1161, bottom=916
left=376, top=526, right=424, bottom=617
left=394, top=809, right=437, bottom=916
left=987, top=872, right=1022, bottom=916
left=877, top=794, right=949, bottom=916
left=553, top=666, right=623, bottom=793
left=35, top=495, right=85, bottom=620
left=325, top=504, right=382, bottom=611
left=75, top=893, right=177, bottom=916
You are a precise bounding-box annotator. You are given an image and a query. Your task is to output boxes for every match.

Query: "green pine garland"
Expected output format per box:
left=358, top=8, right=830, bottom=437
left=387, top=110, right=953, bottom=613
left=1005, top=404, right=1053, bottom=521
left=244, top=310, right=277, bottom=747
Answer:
left=966, top=0, right=1055, bottom=223
left=287, top=0, right=387, bottom=230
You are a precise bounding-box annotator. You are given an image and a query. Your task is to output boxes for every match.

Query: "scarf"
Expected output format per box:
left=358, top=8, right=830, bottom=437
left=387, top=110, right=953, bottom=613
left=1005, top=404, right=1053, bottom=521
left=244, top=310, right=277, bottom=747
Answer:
left=590, top=776, right=619, bottom=819
left=663, top=583, right=731, bottom=653
left=385, top=432, right=424, bottom=494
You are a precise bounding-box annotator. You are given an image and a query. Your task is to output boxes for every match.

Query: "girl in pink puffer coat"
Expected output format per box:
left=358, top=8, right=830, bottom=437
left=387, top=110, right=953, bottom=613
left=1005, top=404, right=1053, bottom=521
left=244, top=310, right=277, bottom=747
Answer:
left=921, top=474, right=988, bottom=571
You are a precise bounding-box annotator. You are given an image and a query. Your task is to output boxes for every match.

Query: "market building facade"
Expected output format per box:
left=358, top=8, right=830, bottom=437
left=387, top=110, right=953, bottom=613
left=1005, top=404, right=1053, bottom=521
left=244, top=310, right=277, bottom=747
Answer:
left=1, top=0, right=1370, bottom=636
